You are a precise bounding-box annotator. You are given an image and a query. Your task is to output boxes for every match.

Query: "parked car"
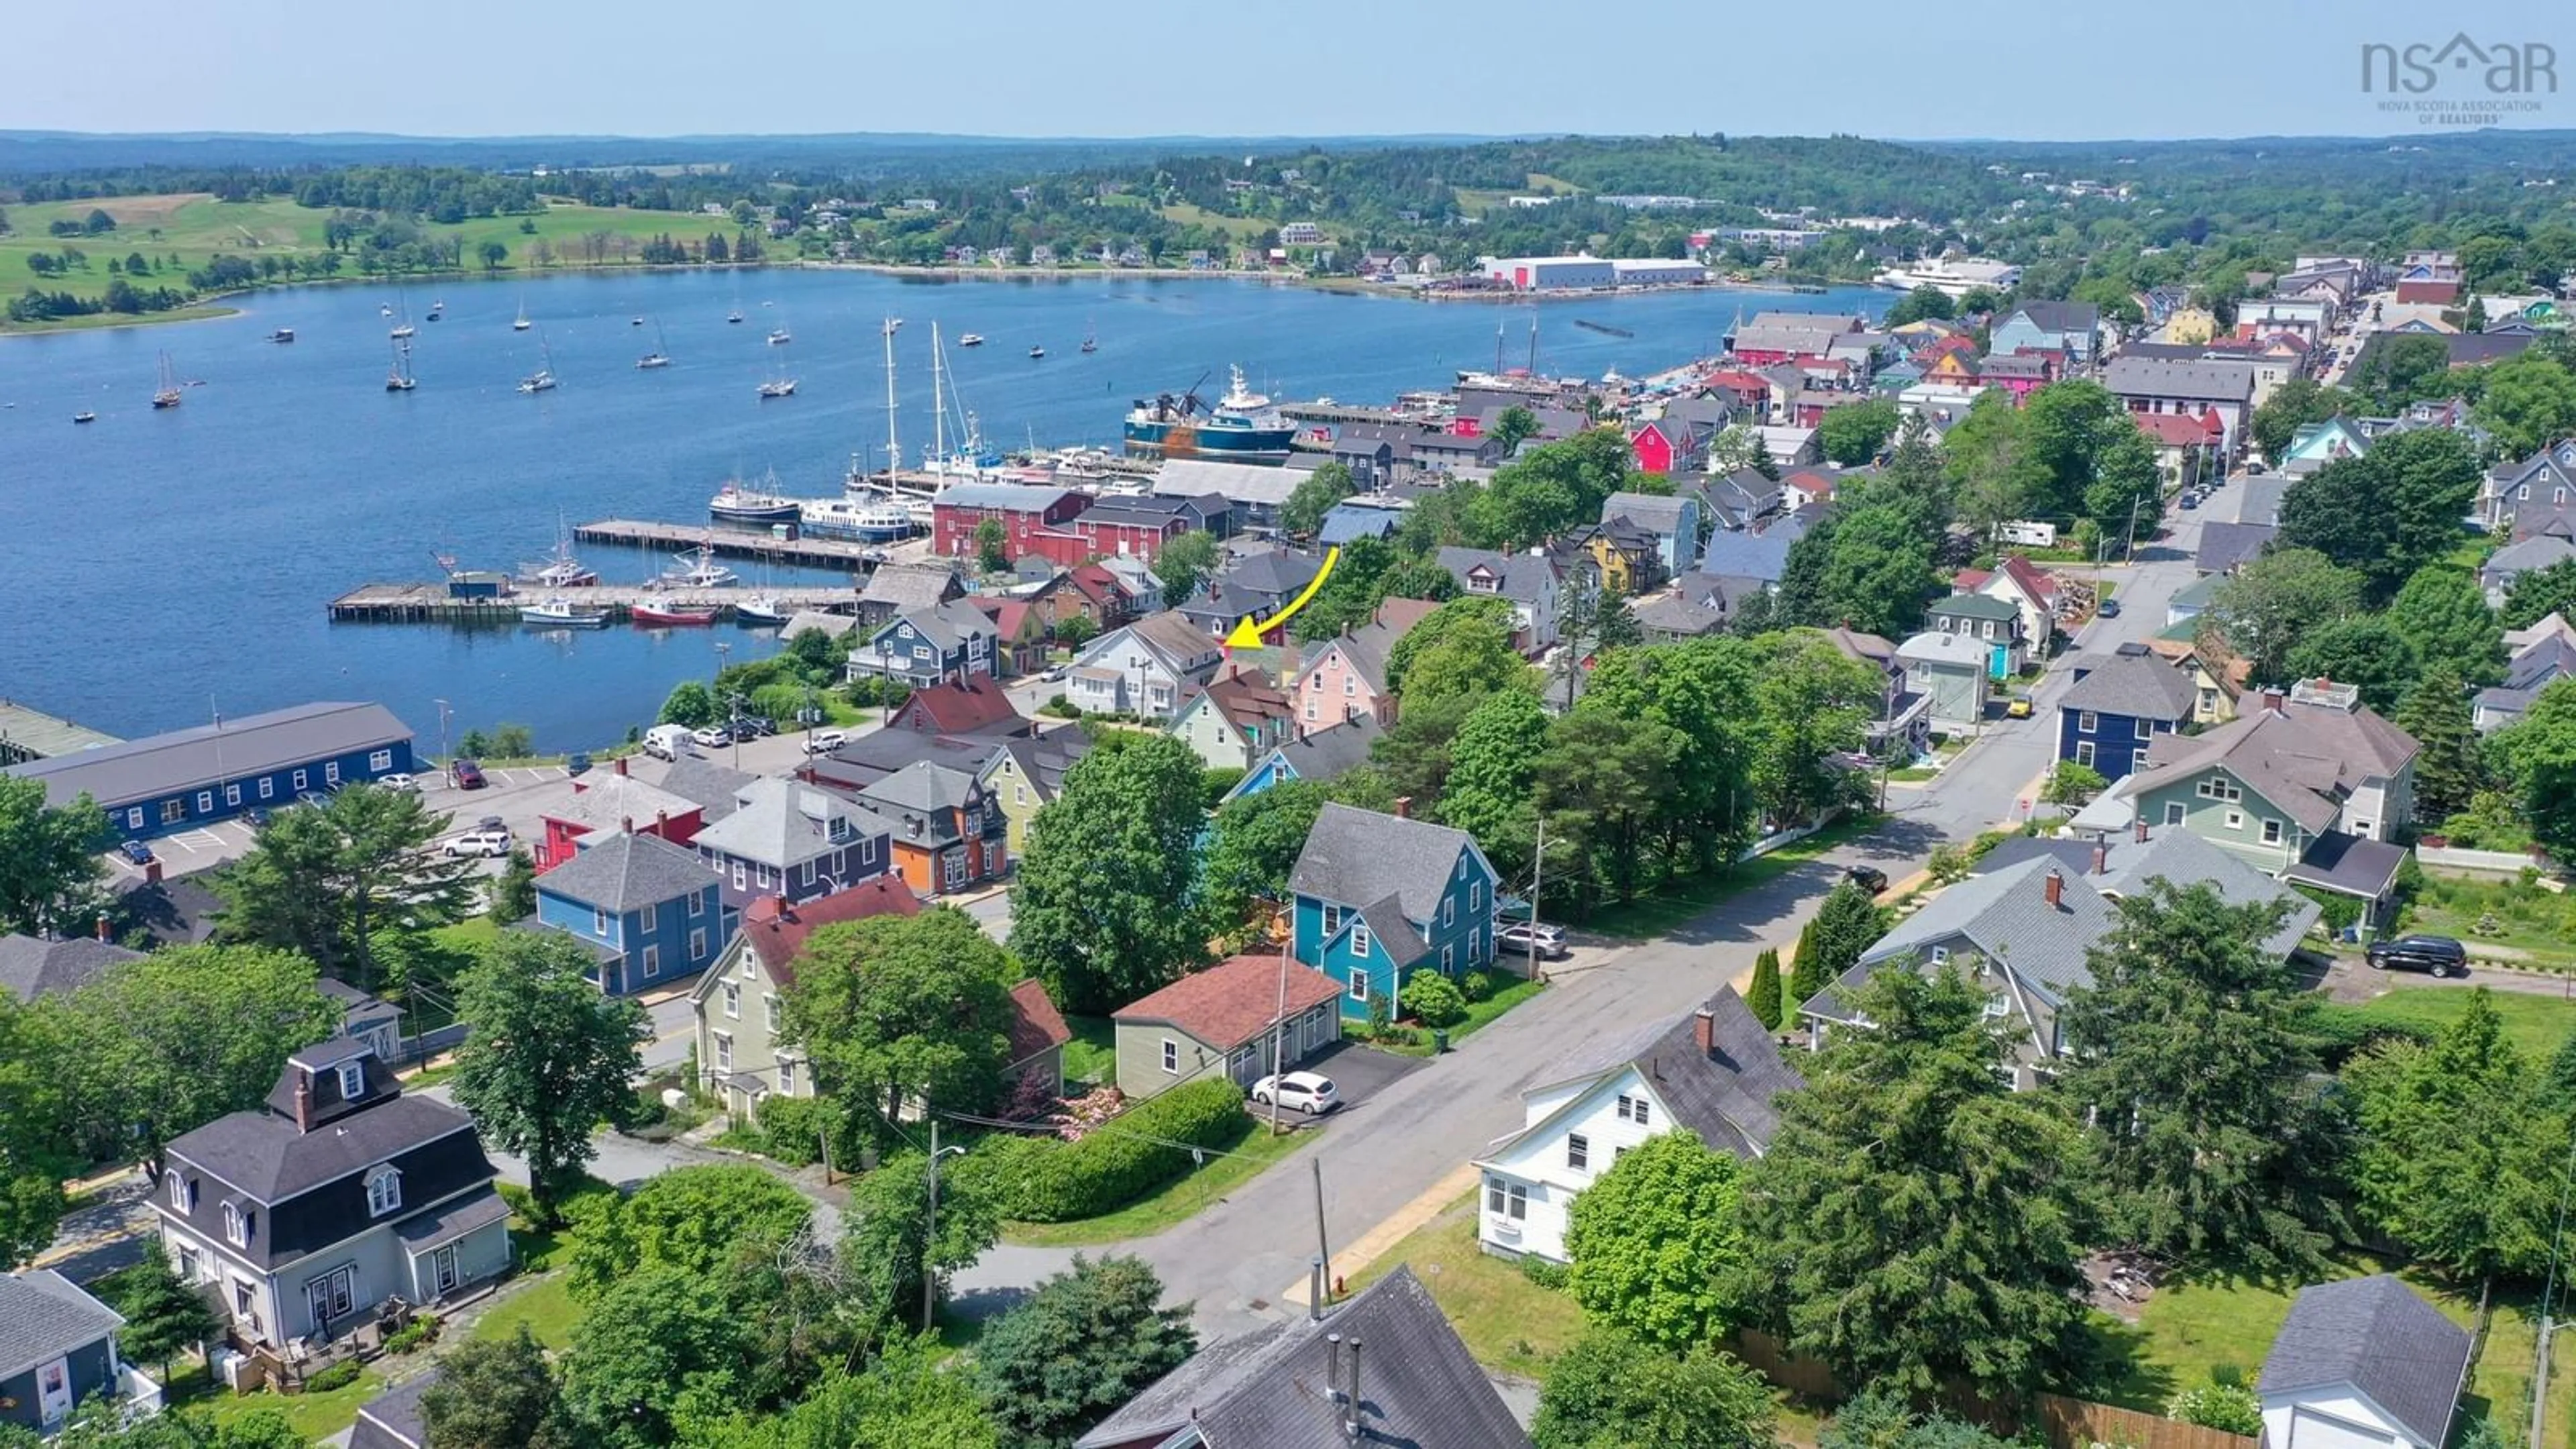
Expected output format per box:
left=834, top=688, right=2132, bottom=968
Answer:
left=378, top=772, right=418, bottom=792
left=1497, top=921, right=1570, bottom=961
left=246, top=807, right=272, bottom=828
left=119, top=839, right=156, bottom=865
left=451, top=759, right=488, bottom=790
left=1042, top=664, right=1069, bottom=683
left=2096, top=597, right=2121, bottom=618
left=2005, top=698, right=2033, bottom=718
left=445, top=829, right=512, bottom=859
left=566, top=752, right=592, bottom=777
left=2179, top=493, right=2200, bottom=511
left=2365, top=934, right=2469, bottom=977
left=690, top=727, right=731, bottom=749
left=1250, top=1071, right=1342, bottom=1116
left=1843, top=864, right=1890, bottom=896
left=735, top=716, right=776, bottom=739
left=804, top=729, right=847, bottom=755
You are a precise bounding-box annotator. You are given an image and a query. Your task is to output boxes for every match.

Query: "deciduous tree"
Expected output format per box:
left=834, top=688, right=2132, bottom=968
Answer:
left=1203, top=780, right=1330, bottom=923
left=1818, top=398, right=1901, bottom=466
left=2277, top=427, right=2482, bottom=602
left=2247, top=377, right=2359, bottom=464
left=1749, top=633, right=1880, bottom=826
left=848, top=1147, right=1000, bottom=1332
left=0, top=776, right=110, bottom=939
left=1436, top=690, right=1549, bottom=876
left=976, top=1254, right=1197, bottom=1448
left=422, top=1326, right=568, bottom=1449
left=1533, top=1329, right=1776, bottom=1449
left=2284, top=616, right=2419, bottom=713
left=1010, top=735, right=1211, bottom=1015
left=2490, top=677, right=2576, bottom=865
left=783, top=907, right=1018, bottom=1134
left=2503, top=558, right=2576, bottom=631
left=1384, top=596, right=1532, bottom=704
left=1281, top=462, right=1356, bottom=539
left=2204, top=547, right=2366, bottom=686
left=0, top=997, right=68, bottom=1267
left=1154, top=531, right=1221, bottom=610
left=684, top=1335, right=1000, bottom=1449
left=2385, top=567, right=2506, bottom=689
left=451, top=930, right=649, bottom=1224
left=1565, top=1132, right=1749, bottom=1350
left=571, top=1165, right=814, bottom=1297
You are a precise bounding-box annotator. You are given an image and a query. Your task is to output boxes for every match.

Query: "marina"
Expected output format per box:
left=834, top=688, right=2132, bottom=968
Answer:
left=329, top=581, right=860, bottom=624
left=570, top=519, right=885, bottom=568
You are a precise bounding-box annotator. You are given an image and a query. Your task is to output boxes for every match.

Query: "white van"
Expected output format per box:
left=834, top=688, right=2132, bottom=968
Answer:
left=643, top=724, right=692, bottom=761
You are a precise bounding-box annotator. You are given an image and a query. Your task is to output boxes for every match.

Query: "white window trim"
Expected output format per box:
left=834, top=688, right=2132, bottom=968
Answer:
left=1351, top=922, right=1372, bottom=956
left=714, top=1032, right=733, bottom=1071
left=1161, top=1038, right=1180, bottom=1075
left=723, top=983, right=741, bottom=1019
left=1350, top=970, right=1369, bottom=1002
left=642, top=903, right=658, bottom=932
left=337, top=1061, right=364, bottom=1100
left=365, top=1165, right=402, bottom=1216
left=642, top=943, right=660, bottom=979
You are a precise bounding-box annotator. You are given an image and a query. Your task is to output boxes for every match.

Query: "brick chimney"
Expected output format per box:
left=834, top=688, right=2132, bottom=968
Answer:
left=292, top=1071, right=313, bottom=1133
left=2259, top=688, right=2287, bottom=715
left=615, top=755, right=629, bottom=776
left=745, top=896, right=785, bottom=926
left=2135, top=818, right=2149, bottom=843
left=2090, top=841, right=2109, bottom=875
left=2043, top=868, right=2064, bottom=909
left=1393, top=796, right=1412, bottom=819
left=656, top=810, right=670, bottom=837
left=1693, top=1008, right=1716, bottom=1055
left=623, top=815, right=635, bottom=834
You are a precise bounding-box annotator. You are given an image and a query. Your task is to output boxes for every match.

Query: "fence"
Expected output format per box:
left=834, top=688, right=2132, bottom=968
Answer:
left=386, top=1023, right=470, bottom=1067
left=2416, top=844, right=2553, bottom=876
left=1722, top=1331, right=2258, bottom=1449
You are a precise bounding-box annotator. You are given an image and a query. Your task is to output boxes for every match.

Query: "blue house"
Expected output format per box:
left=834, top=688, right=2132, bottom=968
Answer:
left=5, top=701, right=414, bottom=843
left=2055, top=645, right=2200, bottom=781
left=1225, top=716, right=1383, bottom=803
left=0, top=1269, right=147, bottom=1434
left=531, top=830, right=724, bottom=994
left=858, top=601, right=998, bottom=688
left=1989, top=301, right=2100, bottom=362
left=1287, top=803, right=1501, bottom=1020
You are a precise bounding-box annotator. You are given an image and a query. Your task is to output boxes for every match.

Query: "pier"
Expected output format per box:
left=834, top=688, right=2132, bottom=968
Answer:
left=329, top=583, right=863, bottom=625
left=571, top=519, right=887, bottom=570
left=0, top=700, right=121, bottom=766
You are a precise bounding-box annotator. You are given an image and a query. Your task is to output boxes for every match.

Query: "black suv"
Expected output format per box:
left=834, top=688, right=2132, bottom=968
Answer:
left=1843, top=865, right=1890, bottom=896
left=2365, top=934, right=2468, bottom=977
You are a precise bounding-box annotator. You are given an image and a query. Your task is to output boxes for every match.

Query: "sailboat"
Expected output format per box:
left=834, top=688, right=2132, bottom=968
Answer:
left=1080, top=317, right=1097, bottom=354
left=924, top=323, right=1001, bottom=478
left=757, top=362, right=798, bottom=400
left=512, top=297, right=531, bottom=332
left=767, top=321, right=792, bottom=345
left=521, top=523, right=599, bottom=589
left=518, top=333, right=558, bottom=394
left=389, top=288, right=415, bottom=339
left=1028, top=344, right=1046, bottom=360
left=637, top=319, right=672, bottom=370
left=427, top=299, right=443, bottom=321
left=151, top=352, right=183, bottom=409
left=386, top=338, right=417, bottom=392
left=957, top=332, right=985, bottom=347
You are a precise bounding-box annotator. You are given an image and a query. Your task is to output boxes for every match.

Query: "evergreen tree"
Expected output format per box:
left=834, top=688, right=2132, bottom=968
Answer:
left=1747, top=949, right=1784, bottom=1030
left=1806, top=882, right=1886, bottom=985
left=2394, top=667, right=2483, bottom=824
left=111, top=1253, right=219, bottom=1383
left=1784, top=916, right=1829, bottom=1017
left=489, top=847, right=538, bottom=924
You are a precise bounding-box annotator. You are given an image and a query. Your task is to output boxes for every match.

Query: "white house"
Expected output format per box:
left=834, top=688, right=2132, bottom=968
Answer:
left=1472, top=987, right=1799, bottom=1263
left=1063, top=610, right=1226, bottom=721
left=2258, top=1275, right=2469, bottom=1449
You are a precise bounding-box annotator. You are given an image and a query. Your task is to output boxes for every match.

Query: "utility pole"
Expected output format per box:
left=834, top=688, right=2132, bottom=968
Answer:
left=1311, top=1157, right=1333, bottom=1304
left=922, top=1116, right=965, bottom=1333
left=433, top=699, right=451, bottom=784
left=1525, top=816, right=1546, bottom=979
left=1270, top=925, right=1291, bottom=1137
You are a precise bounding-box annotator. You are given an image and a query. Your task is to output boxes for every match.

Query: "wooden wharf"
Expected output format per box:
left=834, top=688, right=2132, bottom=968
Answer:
left=328, top=582, right=863, bottom=625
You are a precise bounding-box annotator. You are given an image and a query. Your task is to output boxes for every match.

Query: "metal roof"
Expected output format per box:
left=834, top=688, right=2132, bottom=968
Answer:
left=5, top=701, right=411, bottom=810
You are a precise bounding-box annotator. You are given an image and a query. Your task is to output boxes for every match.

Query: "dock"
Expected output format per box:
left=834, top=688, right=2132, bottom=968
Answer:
left=0, top=700, right=121, bottom=766
left=572, top=519, right=886, bottom=570
left=329, top=583, right=863, bottom=625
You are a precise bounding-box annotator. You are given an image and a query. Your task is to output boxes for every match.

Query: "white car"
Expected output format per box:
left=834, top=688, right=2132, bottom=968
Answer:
left=1250, top=1071, right=1342, bottom=1116
left=804, top=729, right=847, bottom=755
left=444, top=829, right=512, bottom=858
left=1497, top=922, right=1571, bottom=961
left=690, top=727, right=731, bottom=749
left=378, top=772, right=418, bottom=793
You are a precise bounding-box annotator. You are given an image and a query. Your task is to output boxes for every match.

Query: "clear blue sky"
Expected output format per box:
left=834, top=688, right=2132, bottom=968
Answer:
left=8, top=0, right=2566, bottom=141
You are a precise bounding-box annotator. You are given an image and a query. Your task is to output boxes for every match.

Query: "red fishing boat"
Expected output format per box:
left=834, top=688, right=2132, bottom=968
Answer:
left=631, top=596, right=718, bottom=627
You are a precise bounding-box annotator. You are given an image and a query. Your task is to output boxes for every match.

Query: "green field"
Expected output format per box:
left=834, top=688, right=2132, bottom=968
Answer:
left=1158, top=201, right=1273, bottom=241
left=0, top=193, right=756, bottom=332
left=2354, top=984, right=2576, bottom=1061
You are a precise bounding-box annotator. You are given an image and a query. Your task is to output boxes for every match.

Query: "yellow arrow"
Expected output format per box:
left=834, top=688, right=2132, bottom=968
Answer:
left=1225, top=546, right=1340, bottom=649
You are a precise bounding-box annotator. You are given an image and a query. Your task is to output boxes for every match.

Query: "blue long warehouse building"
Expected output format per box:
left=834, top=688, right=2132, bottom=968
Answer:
left=3, top=702, right=416, bottom=841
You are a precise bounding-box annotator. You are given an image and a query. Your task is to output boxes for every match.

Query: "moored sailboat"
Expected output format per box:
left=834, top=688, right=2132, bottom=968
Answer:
left=151, top=352, right=182, bottom=409
left=518, top=333, right=558, bottom=394
left=386, top=339, right=417, bottom=392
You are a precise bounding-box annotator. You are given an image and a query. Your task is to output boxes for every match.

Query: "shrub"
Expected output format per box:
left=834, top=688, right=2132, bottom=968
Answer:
left=981, top=1078, right=1246, bottom=1222
left=2294, top=884, right=2363, bottom=934
left=1519, top=1255, right=1570, bottom=1289
left=1403, top=970, right=1468, bottom=1028
left=1460, top=969, right=1496, bottom=1004
left=2167, top=1383, right=2263, bottom=1436
left=303, top=1360, right=362, bottom=1393
left=752, top=1093, right=830, bottom=1167
left=383, top=1315, right=441, bottom=1354
left=1042, top=695, right=1082, bottom=719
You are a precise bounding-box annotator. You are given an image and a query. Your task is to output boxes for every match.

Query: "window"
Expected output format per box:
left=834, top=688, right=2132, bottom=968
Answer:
left=1442, top=944, right=1456, bottom=972
left=1161, top=1038, right=1180, bottom=1075
left=366, top=1165, right=402, bottom=1216
left=223, top=1203, right=248, bottom=1247
left=169, top=1175, right=191, bottom=1211
left=160, top=799, right=185, bottom=824
left=323, top=763, right=340, bottom=786
left=1303, top=699, right=1319, bottom=722
left=723, top=983, right=741, bottom=1019
left=945, top=851, right=967, bottom=889
left=1015, top=784, right=1028, bottom=805
left=1984, top=994, right=2011, bottom=1018
left=593, top=906, right=610, bottom=935
left=2164, top=802, right=2187, bottom=826
left=1344, top=674, right=1356, bottom=696
left=257, top=779, right=274, bottom=801
left=765, top=994, right=781, bottom=1032
left=1350, top=922, right=1371, bottom=956
left=2076, top=741, right=2096, bottom=767
left=690, top=928, right=708, bottom=961
left=225, top=784, right=241, bottom=806
left=1442, top=898, right=1455, bottom=926
left=1567, top=1134, right=1590, bottom=1171
left=177, top=1245, right=200, bottom=1283
left=197, top=790, right=215, bottom=813
left=688, top=890, right=705, bottom=919
left=1486, top=1176, right=1527, bottom=1220
left=369, top=749, right=392, bottom=771
left=1320, top=904, right=1342, bottom=938
left=714, top=1032, right=733, bottom=1071
left=800, top=861, right=815, bottom=888
left=642, top=944, right=660, bottom=979
left=1470, top=882, right=1483, bottom=912
left=641, top=903, right=658, bottom=932
left=777, top=1057, right=797, bottom=1094
left=733, top=862, right=747, bottom=891
left=2137, top=718, right=2155, bottom=741
left=338, top=1061, right=365, bottom=1099
left=292, top=769, right=307, bottom=791
left=2261, top=818, right=2284, bottom=845
left=1350, top=971, right=1369, bottom=1002
left=2224, top=810, right=2245, bottom=830
left=1929, top=945, right=1951, bottom=963
left=2078, top=711, right=2098, bottom=734
left=1470, top=927, right=1483, bottom=961
left=1619, top=1094, right=1652, bottom=1127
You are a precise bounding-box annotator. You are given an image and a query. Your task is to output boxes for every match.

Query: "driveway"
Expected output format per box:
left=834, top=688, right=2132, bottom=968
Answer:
left=1270, top=1041, right=1420, bottom=1118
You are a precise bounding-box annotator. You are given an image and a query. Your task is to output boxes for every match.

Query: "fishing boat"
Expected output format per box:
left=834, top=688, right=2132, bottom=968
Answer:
left=637, top=319, right=672, bottom=370
left=1028, top=345, right=1045, bottom=359
left=631, top=317, right=645, bottom=327
left=521, top=527, right=599, bottom=589
left=957, top=333, right=985, bottom=347
left=72, top=411, right=95, bottom=424
left=512, top=297, right=531, bottom=331
left=922, top=323, right=1004, bottom=478
left=1080, top=333, right=1097, bottom=354
left=386, top=339, right=417, bottom=392
left=709, top=479, right=802, bottom=524
left=519, top=598, right=610, bottom=628
left=767, top=326, right=792, bottom=346
left=757, top=377, right=797, bottom=399
left=660, top=543, right=739, bottom=588
left=518, top=333, right=557, bottom=394
left=733, top=596, right=791, bottom=627
left=151, top=352, right=183, bottom=410
left=727, top=308, right=744, bottom=324
left=268, top=328, right=296, bottom=344
left=1122, top=364, right=1294, bottom=463
left=631, top=596, right=718, bottom=627
left=802, top=491, right=917, bottom=541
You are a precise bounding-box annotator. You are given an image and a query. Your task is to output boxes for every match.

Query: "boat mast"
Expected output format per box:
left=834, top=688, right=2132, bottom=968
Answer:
left=932, top=321, right=947, bottom=472
left=882, top=319, right=901, bottom=480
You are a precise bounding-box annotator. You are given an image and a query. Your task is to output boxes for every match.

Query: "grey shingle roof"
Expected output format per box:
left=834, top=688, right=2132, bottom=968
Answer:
left=1858, top=857, right=2116, bottom=1008
left=2104, top=356, right=2257, bottom=405
left=1434, top=547, right=1558, bottom=607
left=1601, top=490, right=1690, bottom=534
left=2197, top=522, right=2277, bottom=575
left=535, top=831, right=712, bottom=914
left=0, top=933, right=142, bottom=1003
left=859, top=562, right=964, bottom=610
left=1289, top=803, right=1481, bottom=924
left=1265, top=715, right=1381, bottom=784
left=165, top=1089, right=485, bottom=1208
left=2060, top=651, right=2200, bottom=724
left=2260, top=1275, right=2469, bottom=1449
left=2141, top=702, right=2419, bottom=835
left=655, top=757, right=757, bottom=823
left=350, top=1370, right=435, bottom=1449
left=1529, top=987, right=1803, bottom=1157
left=690, top=779, right=886, bottom=871
left=5, top=701, right=411, bottom=811
left=0, top=1269, right=123, bottom=1382
left=1073, top=1265, right=1529, bottom=1449
left=2100, top=828, right=2320, bottom=957
left=1693, top=532, right=1792, bottom=584
left=1353, top=894, right=1431, bottom=968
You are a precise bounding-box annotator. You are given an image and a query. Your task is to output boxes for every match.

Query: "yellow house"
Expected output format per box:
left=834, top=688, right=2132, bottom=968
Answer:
left=2163, top=308, right=2218, bottom=345
left=978, top=730, right=1091, bottom=857
left=1583, top=521, right=1664, bottom=598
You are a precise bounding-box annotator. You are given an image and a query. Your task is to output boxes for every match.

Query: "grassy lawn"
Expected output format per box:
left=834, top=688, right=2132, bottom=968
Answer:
left=189, top=1361, right=386, bottom=1440
left=1344, top=1193, right=1587, bottom=1381
left=1159, top=202, right=1271, bottom=241
left=2354, top=985, right=2576, bottom=1061
left=1585, top=817, right=1875, bottom=941
left=2398, top=877, right=2576, bottom=971
left=1003, top=1116, right=1305, bottom=1247
left=1061, top=1014, right=1118, bottom=1087
left=431, top=916, right=500, bottom=952
left=470, top=1273, right=585, bottom=1350
left=1379, top=978, right=1548, bottom=1058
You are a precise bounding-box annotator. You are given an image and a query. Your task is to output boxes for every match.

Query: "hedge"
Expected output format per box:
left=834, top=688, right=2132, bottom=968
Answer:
left=977, top=1078, right=1247, bottom=1222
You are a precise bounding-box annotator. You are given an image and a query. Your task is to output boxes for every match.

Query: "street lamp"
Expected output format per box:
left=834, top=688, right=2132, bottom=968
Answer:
left=922, top=1120, right=969, bottom=1332
left=433, top=699, right=452, bottom=786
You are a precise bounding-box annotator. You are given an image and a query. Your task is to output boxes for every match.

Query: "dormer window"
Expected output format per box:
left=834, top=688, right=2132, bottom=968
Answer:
left=366, top=1165, right=402, bottom=1216
left=337, top=1061, right=365, bottom=1102
left=223, top=1202, right=250, bottom=1247
left=168, top=1174, right=192, bottom=1212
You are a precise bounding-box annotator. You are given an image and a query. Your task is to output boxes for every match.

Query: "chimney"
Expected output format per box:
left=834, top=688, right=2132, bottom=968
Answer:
left=1393, top=796, right=1412, bottom=819
left=2260, top=688, right=2287, bottom=715
left=623, top=815, right=635, bottom=835
left=95, top=915, right=110, bottom=943
left=292, top=1071, right=313, bottom=1133
left=615, top=755, right=629, bottom=776
left=656, top=810, right=670, bottom=837
left=1693, top=1008, right=1716, bottom=1055
left=2043, top=868, right=2064, bottom=909
left=1346, top=1337, right=1365, bottom=1442
left=2135, top=818, right=2149, bottom=844
left=2090, top=841, right=2108, bottom=876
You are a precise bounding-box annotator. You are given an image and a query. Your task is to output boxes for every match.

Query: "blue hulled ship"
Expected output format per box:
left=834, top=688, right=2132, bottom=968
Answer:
left=1122, top=364, right=1297, bottom=464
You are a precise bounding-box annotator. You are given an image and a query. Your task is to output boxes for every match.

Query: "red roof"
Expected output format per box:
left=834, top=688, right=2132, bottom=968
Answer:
left=1114, top=951, right=1344, bottom=1051
left=1996, top=553, right=2059, bottom=607
left=981, top=598, right=1040, bottom=643
left=1067, top=563, right=1130, bottom=604
left=2135, top=411, right=2223, bottom=445
left=1704, top=369, right=1771, bottom=394
left=900, top=676, right=1025, bottom=735
left=1953, top=567, right=1993, bottom=590
left=739, top=877, right=923, bottom=979
left=1006, top=978, right=1072, bottom=1064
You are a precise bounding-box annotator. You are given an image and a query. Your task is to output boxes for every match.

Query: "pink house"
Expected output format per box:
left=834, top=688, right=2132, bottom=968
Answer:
left=1293, top=598, right=1441, bottom=729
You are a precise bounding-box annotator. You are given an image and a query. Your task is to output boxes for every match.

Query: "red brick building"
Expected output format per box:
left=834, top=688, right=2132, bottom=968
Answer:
left=931, top=483, right=1093, bottom=564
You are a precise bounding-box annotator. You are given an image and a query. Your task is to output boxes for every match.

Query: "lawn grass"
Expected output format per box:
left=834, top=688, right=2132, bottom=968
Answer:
left=1379, top=977, right=1548, bottom=1058
left=1002, top=1116, right=1305, bottom=1247
left=1159, top=203, right=1271, bottom=241
left=2399, top=876, right=2576, bottom=970
left=1061, top=1014, right=1118, bottom=1087
left=1584, top=817, right=1876, bottom=941
left=1344, top=1192, right=1587, bottom=1381
left=2354, top=985, right=2576, bottom=1061
left=191, top=1360, right=386, bottom=1440
left=470, top=1273, right=585, bottom=1350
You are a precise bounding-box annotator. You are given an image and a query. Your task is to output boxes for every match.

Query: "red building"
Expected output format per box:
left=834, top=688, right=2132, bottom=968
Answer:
left=1071, top=500, right=1194, bottom=561
left=1701, top=368, right=1772, bottom=417
left=535, top=763, right=706, bottom=871
left=930, top=484, right=1093, bottom=562
left=890, top=676, right=1030, bottom=737
left=1627, top=419, right=1706, bottom=475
